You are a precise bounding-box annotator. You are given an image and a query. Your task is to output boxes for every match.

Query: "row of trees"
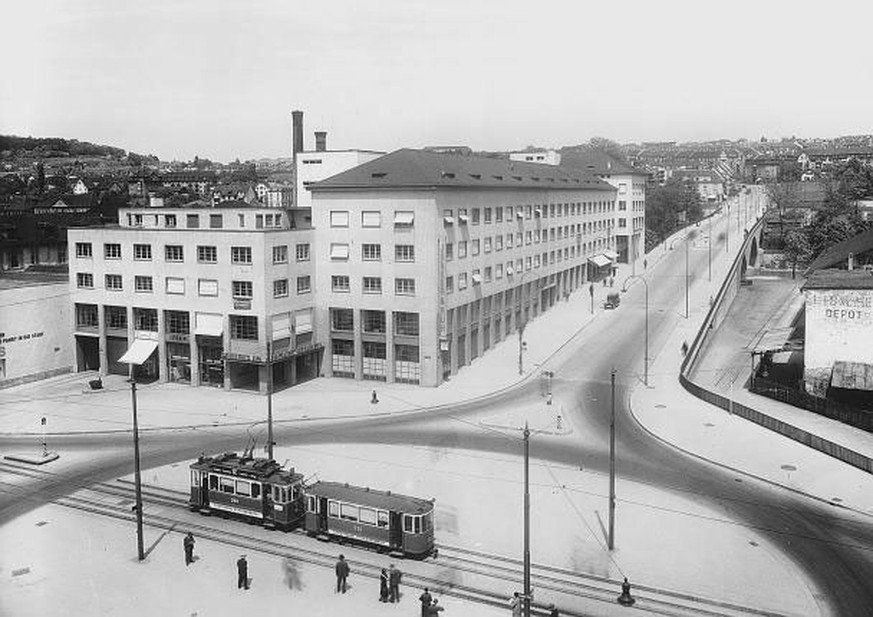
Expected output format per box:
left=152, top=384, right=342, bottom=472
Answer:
left=644, top=177, right=704, bottom=251
left=774, top=160, right=873, bottom=276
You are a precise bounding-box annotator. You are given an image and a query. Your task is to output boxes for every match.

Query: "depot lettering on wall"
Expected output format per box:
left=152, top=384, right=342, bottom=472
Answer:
left=807, top=291, right=872, bottom=323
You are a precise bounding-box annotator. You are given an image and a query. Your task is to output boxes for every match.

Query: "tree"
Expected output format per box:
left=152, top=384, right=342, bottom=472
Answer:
left=587, top=137, right=626, bottom=162
left=645, top=177, right=702, bottom=243
left=783, top=229, right=811, bottom=279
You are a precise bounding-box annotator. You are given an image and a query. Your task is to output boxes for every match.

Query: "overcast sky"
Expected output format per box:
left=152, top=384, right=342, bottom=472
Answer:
left=2, top=0, right=872, bottom=162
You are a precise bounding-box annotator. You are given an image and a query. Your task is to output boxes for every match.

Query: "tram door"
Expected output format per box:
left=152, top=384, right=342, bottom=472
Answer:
left=390, top=511, right=403, bottom=549
left=316, top=497, right=329, bottom=532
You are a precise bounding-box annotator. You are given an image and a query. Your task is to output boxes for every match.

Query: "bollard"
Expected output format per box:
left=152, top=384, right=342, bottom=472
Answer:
left=617, top=577, right=635, bottom=606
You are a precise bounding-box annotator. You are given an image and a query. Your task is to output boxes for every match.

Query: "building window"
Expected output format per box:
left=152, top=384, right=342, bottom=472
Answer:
left=133, top=244, right=152, bottom=261
left=394, top=210, right=414, bottom=227
left=446, top=275, right=454, bottom=293
left=472, top=208, right=480, bottom=224
left=76, top=272, right=94, bottom=288
left=362, top=243, right=381, bottom=261
left=134, top=307, right=158, bottom=331
left=165, top=310, right=189, bottom=334
left=273, top=279, right=288, bottom=298
left=186, top=214, right=200, bottom=228
left=395, top=278, right=415, bottom=295
left=332, top=275, right=350, bottom=293
left=198, top=245, right=217, bottom=263
left=165, top=214, right=177, bottom=228
left=232, top=280, right=253, bottom=298
left=238, top=213, right=246, bottom=228
left=495, top=235, right=503, bottom=251
left=231, top=246, right=252, bottom=264
left=394, top=311, right=420, bottom=336
left=484, top=208, right=492, bottom=224
left=330, top=211, right=349, bottom=227
left=296, top=243, right=310, bottom=261
left=458, top=208, right=469, bottom=224
left=362, top=211, right=381, bottom=227
left=485, top=266, right=492, bottom=282
left=458, top=241, right=467, bottom=258
left=496, top=263, right=503, bottom=279
left=296, top=276, right=311, bottom=294
left=230, top=315, right=258, bottom=340
left=618, top=200, right=627, bottom=211
left=330, top=243, right=350, bottom=260
left=331, top=308, right=354, bottom=331
left=135, top=275, right=153, bottom=293
left=506, top=233, right=513, bottom=248
left=166, top=277, right=185, bottom=294
left=75, top=303, right=99, bottom=328
left=472, top=239, right=480, bottom=256
left=395, top=245, right=414, bottom=262
left=445, top=243, right=453, bottom=261
left=75, top=243, right=92, bottom=258
left=619, top=219, right=627, bottom=228
left=272, top=245, right=288, bottom=264
left=458, top=272, right=468, bottom=289
left=363, top=276, right=382, bottom=294
left=105, top=274, right=123, bottom=291
left=362, top=310, right=386, bottom=333
left=105, top=305, right=127, bottom=329
left=484, top=237, right=492, bottom=253
left=496, top=207, right=503, bottom=223
left=209, top=214, right=223, bottom=229
left=472, top=268, right=482, bottom=285
left=165, top=245, right=184, bottom=262
left=198, top=279, right=218, bottom=296
left=104, top=243, right=121, bottom=259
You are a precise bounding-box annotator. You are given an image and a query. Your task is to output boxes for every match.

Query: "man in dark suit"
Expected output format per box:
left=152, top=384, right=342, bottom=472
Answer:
left=237, top=554, right=249, bottom=590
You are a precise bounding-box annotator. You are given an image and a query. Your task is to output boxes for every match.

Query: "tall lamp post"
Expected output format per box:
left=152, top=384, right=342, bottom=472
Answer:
left=522, top=423, right=531, bottom=617
left=266, top=339, right=274, bottom=460
left=517, top=271, right=529, bottom=375
left=119, top=339, right=158, bottom=562
left=621, top=275, right=649, bottom=386
left=669, top=235, right=690, bottom=319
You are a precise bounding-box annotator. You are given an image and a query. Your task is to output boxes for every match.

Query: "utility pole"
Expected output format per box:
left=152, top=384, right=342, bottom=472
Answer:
left=684, top=239, right=689, bottom=319
left=266, top=339, right=274, bottom=460
left=129, top=375, right=145, bottom=561
left=608, top=368, right=616, bottom=550
left=523, top=423, right=531, bottom=617
left=708, top=216, right=712, bottom=282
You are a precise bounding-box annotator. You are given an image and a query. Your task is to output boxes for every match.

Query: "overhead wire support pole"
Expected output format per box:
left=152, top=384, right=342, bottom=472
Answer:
left=522, top=428, right=531, bottom=616
left=266, top=338, right=274, bottom=461
left=685, top=237, right=689, bottom=319
left=129, top=371, right=145, bottom=561
left=608, top=368, right=616, bottom=550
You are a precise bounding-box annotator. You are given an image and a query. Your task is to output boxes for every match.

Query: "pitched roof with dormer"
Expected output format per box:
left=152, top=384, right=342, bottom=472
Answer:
left=558, top=149, right=646, bottom=177
left=310, top=149, right=615, bottom=192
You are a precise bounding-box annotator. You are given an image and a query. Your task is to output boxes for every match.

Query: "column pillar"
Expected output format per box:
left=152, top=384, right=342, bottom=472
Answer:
left=223, top=314, right=232, bottom=391
left=98, top=305, right=108, bottom=377
left=157, top=310, right=168, bottom=383
left=354, top=310, right=363, bottom=380
left=386, top=310, right=395, bottom=383
left=190, top=330, right=200, bottom=387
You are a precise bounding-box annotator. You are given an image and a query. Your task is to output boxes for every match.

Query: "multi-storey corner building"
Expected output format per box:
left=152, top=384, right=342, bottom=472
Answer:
left=68, top=204, right=319, bottom=392
left=309, top=149, right=618, bottom=387
left=67, top=148, right=620, bottom=392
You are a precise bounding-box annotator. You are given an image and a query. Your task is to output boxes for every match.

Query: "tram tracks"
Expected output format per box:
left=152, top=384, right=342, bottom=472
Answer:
left=0, top=461, right=790, bottom=617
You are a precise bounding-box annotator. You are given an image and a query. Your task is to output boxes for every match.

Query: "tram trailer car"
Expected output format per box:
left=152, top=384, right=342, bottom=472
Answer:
left=189, top=452, right=306, bottom=530
left=304, top=481, right=435, bottom=558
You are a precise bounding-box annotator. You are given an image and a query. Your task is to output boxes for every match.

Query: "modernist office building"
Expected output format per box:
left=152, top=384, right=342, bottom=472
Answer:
left=67, top=204, right=319, bottom=392
left=310, top=149, right=618, bottom=387
left=68, top=149, right=620, bottom=391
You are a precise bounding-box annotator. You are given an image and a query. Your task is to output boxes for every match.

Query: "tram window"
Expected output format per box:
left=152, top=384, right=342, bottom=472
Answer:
left=235, top=480, right=251, bottom=496
left=414, top=516, right=421, bottom=533
left=273, top=486, right=281, bottom=502
left=340, top=504, right=359, bottom=521
left=191, top=471, right=200, bottom=487
left=377, top=511, right=389, bottom=528
left=359, top=508, right=377, bottom=525
left=209, top=475, right=218, bottom=490
left=328, top=501, right=339, bottom=518
left=220, top=478, right=234, bottom=494
left=252, top=483, right=260, bottom=499
left=307, top=496, right=316, bottom=512
left=403, top=515, right=413, bottom=533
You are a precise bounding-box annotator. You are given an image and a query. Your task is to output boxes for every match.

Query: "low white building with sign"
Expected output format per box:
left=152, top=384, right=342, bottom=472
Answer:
left=802, top=269, right=873, bottom=397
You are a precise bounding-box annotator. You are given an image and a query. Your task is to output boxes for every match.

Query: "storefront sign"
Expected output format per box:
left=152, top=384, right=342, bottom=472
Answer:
left=166, top=333, right=190, bottom=343
left=233, top=299, right=252, bottom=310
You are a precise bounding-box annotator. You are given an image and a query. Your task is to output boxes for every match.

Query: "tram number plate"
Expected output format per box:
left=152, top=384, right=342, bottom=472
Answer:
left=230, top=497, right=239, bottom=504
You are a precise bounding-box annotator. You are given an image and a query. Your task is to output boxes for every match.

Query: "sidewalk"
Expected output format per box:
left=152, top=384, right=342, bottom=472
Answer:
left=631, top=227, right=873, bottom=517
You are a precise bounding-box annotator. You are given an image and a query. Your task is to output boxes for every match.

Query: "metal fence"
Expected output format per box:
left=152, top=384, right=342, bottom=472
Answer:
left=751, top=377, right=872, bottom=433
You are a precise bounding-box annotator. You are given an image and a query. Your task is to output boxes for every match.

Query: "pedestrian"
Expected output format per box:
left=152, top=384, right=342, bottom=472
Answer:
left=643, top=258, right=647, bottom=271
left=549, top=604, right=560, bottom=617
left=371, top=390, right=379, bottom=404
left=379, top=568, right=389, bottom=602
left=428, top=598, right=445, bottom=615
left=681, top=341, right=688, bottom=357
left=609, top=277, right=614, bottom=288
left=388, top=563, right=402, bottom=602
left=509, top=592, right=522, bottom=617
left=183, top=531, right=195, bottom=566
left=335, top=554, right=350, bottom=593
left=419, top=588, right=433, bottom=617
left=237, top=554, right=249, bottom=590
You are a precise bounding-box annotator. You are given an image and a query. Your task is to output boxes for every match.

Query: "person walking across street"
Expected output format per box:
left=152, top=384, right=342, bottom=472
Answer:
left=379, top=568, right=389, bottom=602
left=388, top=563, right=402, bottom=602
left=428, top=598, right=445, bottom=615
left=509, top=592, right=522, bottom=617
left=183, top=532, right=195, bottom=566
left=237, top=554, right=249, bottom=590
left=335, top=554, right=350, bottom=593
left=419, top=588, right=433, bottom=617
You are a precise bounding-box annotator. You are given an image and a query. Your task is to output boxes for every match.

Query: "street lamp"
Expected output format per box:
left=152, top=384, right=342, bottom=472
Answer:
left=516, top=271, right=529, bottom=375
left=668, top=234, right=690, bottom=319
left=621, top=275, right=649, bottom=386
left=118, top=338, right=158, bottom=562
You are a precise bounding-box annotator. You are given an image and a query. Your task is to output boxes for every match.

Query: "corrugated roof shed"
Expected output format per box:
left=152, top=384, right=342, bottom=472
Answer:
left=802, top=268, right=873, bottom=290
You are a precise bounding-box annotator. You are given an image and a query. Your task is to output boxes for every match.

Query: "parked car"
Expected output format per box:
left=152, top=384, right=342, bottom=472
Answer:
left=604, top=292, right=621, bottom=309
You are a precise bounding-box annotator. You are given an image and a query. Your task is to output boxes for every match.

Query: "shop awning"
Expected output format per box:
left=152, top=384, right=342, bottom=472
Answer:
left=194, top=313, right=224, bottom=337
left=831, top=361, right=873, bottom=391
left=603, top=250, right=619, bottom=261
left=443, top=216, right=455, bottom=225
left=118, top=339, right=158, bottom=366
left=472, top=273, right=483, bottom=284
left=588, top=254, right=611, bottom=268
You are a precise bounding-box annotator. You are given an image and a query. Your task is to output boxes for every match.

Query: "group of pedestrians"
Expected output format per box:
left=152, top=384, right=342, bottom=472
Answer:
left=377, top=563, right=402, bottom=602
